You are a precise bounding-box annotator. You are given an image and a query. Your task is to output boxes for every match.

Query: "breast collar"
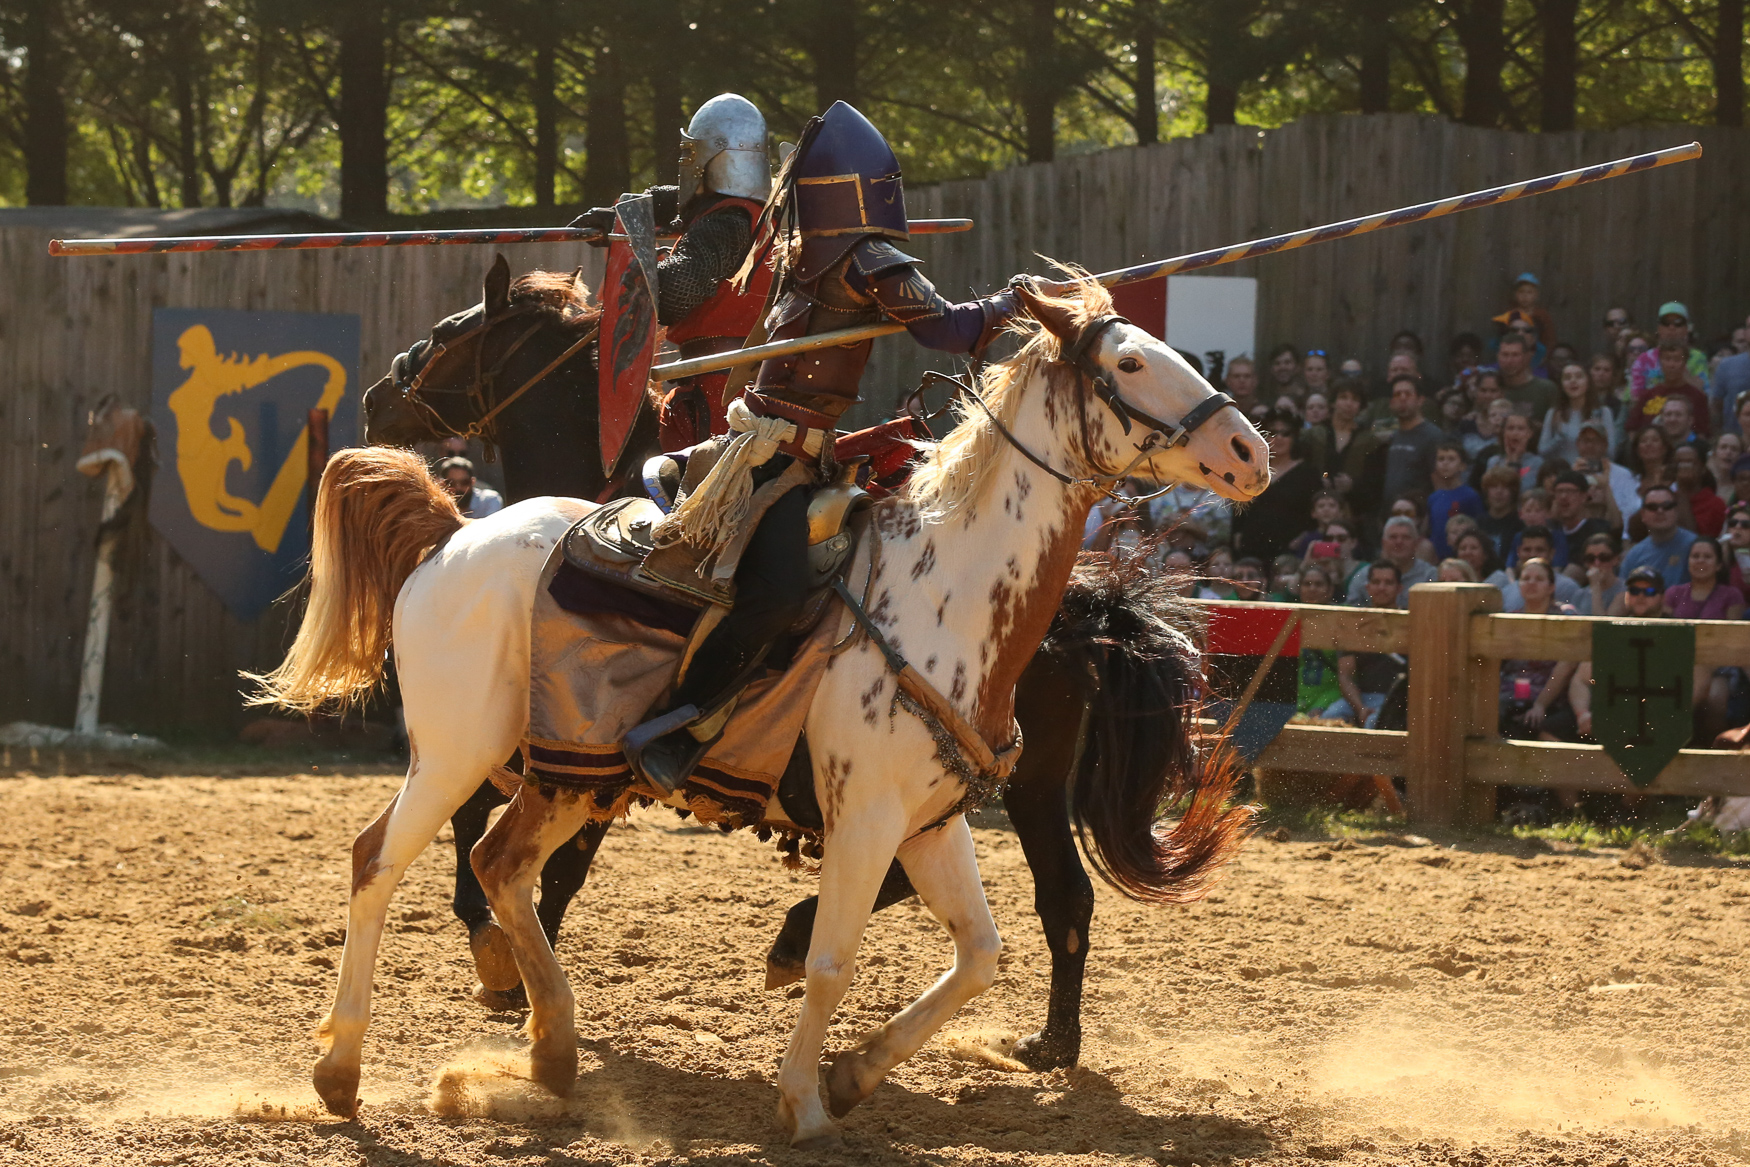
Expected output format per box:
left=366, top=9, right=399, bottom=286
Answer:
left=1063, top=314, right=1239, bottom=449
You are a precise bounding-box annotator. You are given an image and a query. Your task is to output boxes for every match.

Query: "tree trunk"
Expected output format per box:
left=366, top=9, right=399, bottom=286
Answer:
left=133, top=130, right=161, bottom=208
left=647, top=0, right=683, bottom=188
left=338, top=3, right=390, bottom=222
left=1020, top=0, right=1058, bottom=161
left=583, top=44, right=629, bottom=206
left=1455, top=0, right=1506, bottom=127
left=1133, top=0, right=1158, bottom=145
left=808, top=0, right=858, bottom=111
left=1718, top=0, right=1745, bottom=127
left=1357, top=14, right=1391, bottom=114
left=21, top=0, right=68, bottom=205
left=534, top=42, right=558, bottom=208
left=1538, top=0, right=1578, bottom=132
left=173, top=52, right=202, bottom=208
left=1205, top=80, right=1238, bottom=127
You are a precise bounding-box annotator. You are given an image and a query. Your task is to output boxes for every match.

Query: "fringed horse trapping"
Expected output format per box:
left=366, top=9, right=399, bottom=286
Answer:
left=252, top=277, right=1268, bottom=1144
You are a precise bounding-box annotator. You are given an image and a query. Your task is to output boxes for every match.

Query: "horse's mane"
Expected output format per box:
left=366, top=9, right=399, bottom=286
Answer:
left=509, top=269, right=601, bottom=332
left=904, top=270, right=1113, bottom=523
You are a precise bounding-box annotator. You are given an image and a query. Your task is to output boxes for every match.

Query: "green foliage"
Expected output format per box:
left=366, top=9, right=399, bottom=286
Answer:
left=0, top=0, right=1738, bottom=210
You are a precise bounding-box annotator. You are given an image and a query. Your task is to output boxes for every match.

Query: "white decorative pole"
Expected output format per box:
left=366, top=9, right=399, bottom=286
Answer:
left=72, top=403, right=145, bottom=738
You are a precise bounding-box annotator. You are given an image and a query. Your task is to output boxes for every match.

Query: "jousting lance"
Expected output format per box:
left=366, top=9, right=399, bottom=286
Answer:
left=46, top=217, right=976, bottom=256
left=649, top=140, right=1702, bottom=384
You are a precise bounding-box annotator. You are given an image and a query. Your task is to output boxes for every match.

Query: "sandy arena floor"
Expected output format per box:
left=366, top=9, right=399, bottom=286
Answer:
left=3, top=772, right=1749, bottom=1166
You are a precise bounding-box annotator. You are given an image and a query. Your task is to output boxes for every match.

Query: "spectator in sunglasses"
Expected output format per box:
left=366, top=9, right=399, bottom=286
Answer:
left=1602, top=308, right=1632, bottom=354
left=1573, top=532, right=1624, bottom=615
left=1723, top=503, right=1750, bottom=593
left=1622, top=486, right=1698, bottom=588
left=1621, top=566, right=1668, bottom=617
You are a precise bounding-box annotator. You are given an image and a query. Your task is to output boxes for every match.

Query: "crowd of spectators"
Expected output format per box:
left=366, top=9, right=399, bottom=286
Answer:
left=1084, top=275, right=1750, bottom=747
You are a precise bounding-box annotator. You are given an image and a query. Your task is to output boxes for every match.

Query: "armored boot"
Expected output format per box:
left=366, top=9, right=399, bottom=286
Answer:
left=623, top=627, right=769, bottom=795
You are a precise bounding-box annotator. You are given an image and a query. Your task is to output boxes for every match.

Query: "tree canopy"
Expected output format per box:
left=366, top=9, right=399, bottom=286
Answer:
left=0, top=0, right=1741, bottom=218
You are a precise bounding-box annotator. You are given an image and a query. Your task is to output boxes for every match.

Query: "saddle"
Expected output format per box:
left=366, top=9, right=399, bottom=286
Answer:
left=557, top=458, right=870, bottom=635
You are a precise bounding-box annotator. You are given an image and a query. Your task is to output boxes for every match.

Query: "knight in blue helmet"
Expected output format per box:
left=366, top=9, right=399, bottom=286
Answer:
left=623, top=101, right=1024, bottom=793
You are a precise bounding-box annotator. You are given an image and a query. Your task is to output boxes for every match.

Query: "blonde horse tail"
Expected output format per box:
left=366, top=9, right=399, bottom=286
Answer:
left=244, top=447, right=463, bottom=714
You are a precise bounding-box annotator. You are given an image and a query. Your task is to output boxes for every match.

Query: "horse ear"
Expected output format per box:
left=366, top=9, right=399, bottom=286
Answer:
left=484, top=253, right=511, bottom=314
left=1013, top=278, right=1080, bottom=344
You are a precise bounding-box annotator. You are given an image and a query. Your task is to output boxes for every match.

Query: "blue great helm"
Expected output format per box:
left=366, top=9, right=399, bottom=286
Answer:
left=790, top=102, right=909, bottom=282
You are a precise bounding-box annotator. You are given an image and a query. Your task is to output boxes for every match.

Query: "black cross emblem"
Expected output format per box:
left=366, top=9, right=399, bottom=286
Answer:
left=1605, top=636, right=1685, bottom=744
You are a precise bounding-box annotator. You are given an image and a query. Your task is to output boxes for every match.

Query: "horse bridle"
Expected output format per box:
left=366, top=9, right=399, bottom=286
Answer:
left=954, top=312, right=1241, bottom=506
left=396, top=305, right=599, bottom=455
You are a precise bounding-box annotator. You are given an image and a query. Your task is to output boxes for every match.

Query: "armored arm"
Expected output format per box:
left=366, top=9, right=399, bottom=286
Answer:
left=655, top=203, right=755, bottom=327
left=849, top=240, right=1019, bottom=357
left=567, top=186, right=682, bottom=238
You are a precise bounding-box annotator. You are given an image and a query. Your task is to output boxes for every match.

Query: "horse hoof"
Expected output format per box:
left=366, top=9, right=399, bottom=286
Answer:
left=792, top=1130, right=845, bottom=1151
left=530, top=1042, right=578, bottom=1098
left=469, top=922, right=521, bottom=992
left=472, top=981, right=528, bottom=1012
left=764, top=956, right=804, bottom=991
left=826, top=1048, right=877, bottom=1118
left=1012, top=1029, right=1078, bottom=1071
left=779, top=1096, right=840, bottom=1148
left=312, top=1061, right=360, bottom=1118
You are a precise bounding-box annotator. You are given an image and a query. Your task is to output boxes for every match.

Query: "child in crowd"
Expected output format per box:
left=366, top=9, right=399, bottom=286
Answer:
left=1427, top=442, right=1482, bottom=558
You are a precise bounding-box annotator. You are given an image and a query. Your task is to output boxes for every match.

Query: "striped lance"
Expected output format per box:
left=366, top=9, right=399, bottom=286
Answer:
left=650, top=140, right=1702, bottom=384
left=46, top=217, right=975, bottom=256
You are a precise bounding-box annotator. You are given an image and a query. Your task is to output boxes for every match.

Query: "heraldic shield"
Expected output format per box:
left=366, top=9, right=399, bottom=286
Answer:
left=597, top=192, right=660, bottom=477
left=1592, top=621, right=1694, bottom=788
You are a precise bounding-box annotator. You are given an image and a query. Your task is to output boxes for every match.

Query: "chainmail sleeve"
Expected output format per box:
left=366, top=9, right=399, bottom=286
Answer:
left=656, top=206, right=755, bottom=327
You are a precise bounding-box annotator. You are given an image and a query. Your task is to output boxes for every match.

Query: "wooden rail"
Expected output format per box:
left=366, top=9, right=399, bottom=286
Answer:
left=1195, top=583, right=1750, bottom=825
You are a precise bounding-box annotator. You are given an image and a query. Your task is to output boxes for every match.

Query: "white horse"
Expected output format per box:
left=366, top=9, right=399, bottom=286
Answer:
left=253, top=278, right=1267, bottom=1145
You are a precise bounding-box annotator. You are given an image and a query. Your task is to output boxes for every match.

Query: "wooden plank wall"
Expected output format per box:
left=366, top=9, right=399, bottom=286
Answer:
left=2, top=233, right=605, bottom=733
left=5, top=113, right=1747, bottom=733
left=854, top=114, right=1749, bottom=428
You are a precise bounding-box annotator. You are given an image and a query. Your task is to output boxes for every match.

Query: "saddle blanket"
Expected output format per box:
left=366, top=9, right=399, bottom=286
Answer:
left=522, top=539, right=844, bottom=829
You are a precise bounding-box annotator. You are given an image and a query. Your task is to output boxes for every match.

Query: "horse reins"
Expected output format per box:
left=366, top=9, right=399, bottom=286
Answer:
left=953, top=313, right=1241, bottom=508
left=400, top=307, right=599, bottom=455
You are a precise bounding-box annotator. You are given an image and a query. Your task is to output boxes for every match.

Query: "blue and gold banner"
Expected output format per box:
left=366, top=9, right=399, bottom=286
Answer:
left=148, top=309, right=360, bottom=620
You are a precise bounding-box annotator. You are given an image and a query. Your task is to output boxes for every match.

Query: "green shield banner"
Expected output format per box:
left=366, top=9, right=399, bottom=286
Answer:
left=1591, top=622, right=1694, bottom=788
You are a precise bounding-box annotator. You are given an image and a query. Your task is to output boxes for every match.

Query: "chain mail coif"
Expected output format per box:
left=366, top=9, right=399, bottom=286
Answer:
left=657, top=207, right=755, bottom=327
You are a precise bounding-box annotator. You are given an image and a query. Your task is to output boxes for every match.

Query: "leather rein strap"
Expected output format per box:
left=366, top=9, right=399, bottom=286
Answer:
left=402, top=308, right=599, bottom=450
left=959, top=313, right=1239, bottom=507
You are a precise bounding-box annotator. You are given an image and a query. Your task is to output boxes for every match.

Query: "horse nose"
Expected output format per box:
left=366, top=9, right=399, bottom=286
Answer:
left=1231, top=435, right=1254, bottom=462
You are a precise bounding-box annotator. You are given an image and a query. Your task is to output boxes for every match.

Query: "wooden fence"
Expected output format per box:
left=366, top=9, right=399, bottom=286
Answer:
left=6, top=112, right=1749, bottom=733
left=855, top=114, right=1750, bottom=427
left=1201, top=584, right=1750, bottom=827
left=1, top=222, right=606, bottom=733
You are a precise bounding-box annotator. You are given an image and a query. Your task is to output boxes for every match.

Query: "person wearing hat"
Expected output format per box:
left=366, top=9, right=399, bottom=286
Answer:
left=1494, top=272, right=1556, bottom=349
left=1628, top=300, right=1710, bottom=399
left=1571, top=418, right=1639, bottom=532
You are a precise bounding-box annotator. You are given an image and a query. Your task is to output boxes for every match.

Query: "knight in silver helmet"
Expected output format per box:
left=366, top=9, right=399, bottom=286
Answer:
left=572, top=93, right=776, bottom=449
left=677, top=93, right=770, bottom=203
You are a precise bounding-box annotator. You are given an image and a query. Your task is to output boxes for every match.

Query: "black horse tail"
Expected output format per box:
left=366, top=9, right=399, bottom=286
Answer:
left=1045, top=548, right=1253, bottom=904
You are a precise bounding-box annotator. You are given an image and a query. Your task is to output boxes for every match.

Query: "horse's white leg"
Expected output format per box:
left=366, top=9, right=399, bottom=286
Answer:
left=775, top=796, right=907, bottom=1147
left=825, top=814, right=1001, bottom=1116
left=472, top=786, right=595, bottom=1096
left=313, top=753, right=488, bottom=1115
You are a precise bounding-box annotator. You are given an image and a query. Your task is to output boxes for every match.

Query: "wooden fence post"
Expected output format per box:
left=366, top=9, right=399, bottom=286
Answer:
left=1405, top=583, right=1503, bottom=827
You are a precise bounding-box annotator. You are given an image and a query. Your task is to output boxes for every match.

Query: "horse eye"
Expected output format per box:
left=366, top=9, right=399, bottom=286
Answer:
left=1117, top=357, right=1142, bottom=374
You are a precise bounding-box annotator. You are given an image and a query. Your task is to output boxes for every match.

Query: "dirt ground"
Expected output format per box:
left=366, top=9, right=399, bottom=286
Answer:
left=3, top=773, right=1750, bottom=1166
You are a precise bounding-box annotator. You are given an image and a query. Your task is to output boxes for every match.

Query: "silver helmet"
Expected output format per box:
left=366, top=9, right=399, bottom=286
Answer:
left=676, top=93, right=770, bottom=202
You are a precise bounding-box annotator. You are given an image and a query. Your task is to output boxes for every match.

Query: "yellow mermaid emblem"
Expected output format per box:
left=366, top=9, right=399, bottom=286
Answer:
left=167, top=324, right=347, bottom=553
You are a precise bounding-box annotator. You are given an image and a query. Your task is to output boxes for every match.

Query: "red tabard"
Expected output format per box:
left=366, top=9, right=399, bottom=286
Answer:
left=659, top=195, right=775, bottom=448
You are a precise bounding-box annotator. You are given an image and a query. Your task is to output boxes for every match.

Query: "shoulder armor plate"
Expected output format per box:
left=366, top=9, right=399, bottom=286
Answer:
left=851, top=237, right=921, bottom=278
